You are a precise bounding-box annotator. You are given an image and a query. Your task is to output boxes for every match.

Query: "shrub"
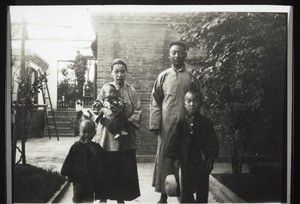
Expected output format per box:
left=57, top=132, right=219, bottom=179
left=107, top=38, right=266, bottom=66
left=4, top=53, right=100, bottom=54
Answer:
left=174, top=12, right=287, bottom=174
left=13, top=164, right=66, bottom=203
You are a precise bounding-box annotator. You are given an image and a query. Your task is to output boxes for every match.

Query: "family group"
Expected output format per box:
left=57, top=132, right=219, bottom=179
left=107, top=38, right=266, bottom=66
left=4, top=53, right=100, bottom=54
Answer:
left=61, top=41, right=219, bottom=204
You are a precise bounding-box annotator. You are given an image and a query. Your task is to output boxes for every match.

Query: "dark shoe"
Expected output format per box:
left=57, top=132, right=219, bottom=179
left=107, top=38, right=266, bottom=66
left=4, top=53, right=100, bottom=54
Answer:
left=117, top=200, right=125, bottom=203
left=157, top=193, right=168, bottom=203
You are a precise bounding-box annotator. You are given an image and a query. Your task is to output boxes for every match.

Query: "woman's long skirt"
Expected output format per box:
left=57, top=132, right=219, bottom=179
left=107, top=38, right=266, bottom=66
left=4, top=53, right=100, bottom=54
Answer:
left=105, top=149, right=140, bottom=201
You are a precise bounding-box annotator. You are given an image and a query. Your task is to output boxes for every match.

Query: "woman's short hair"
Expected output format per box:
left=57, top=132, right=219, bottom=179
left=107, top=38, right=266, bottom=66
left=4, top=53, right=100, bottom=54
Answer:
left=111, top=58, right=128, bottom=71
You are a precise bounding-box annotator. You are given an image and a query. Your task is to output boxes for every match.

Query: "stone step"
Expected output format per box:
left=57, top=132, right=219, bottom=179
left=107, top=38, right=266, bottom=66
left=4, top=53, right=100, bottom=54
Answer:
left=48, top=121, right=74, bottom=128
left=55, top=110, right=78, bottom=113
left=57, top=128, right=75, bottom=133
left=47, top=110, right=78, bottom=117
left=45, top=127, right=74, bottom=133
left=45, top=110, right=78, bottom=136
left=48, top=120, right=74, bottom=124
left=44, top=133, right=76, bottom=137
left=52, top=116, right=77, bottom=122
left=54, top=113, right=78, bottom=117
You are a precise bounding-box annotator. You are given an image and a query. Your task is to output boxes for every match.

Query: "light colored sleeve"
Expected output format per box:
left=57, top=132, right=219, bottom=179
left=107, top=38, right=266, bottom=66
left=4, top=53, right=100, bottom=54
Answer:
left=127, top=86, right=142, bottom=129
left=96, top=86, right=105, bottom=102
left=94, top=85, right=107, bottom=123
left=149, top=72, right=165, bottom=131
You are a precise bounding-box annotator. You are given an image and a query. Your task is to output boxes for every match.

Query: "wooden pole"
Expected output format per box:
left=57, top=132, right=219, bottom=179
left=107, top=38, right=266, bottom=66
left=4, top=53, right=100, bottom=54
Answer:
left=21, top=106, right=26, bottom=165
left=12, top=110, right=19, bottom=165
left=94, top=62, right=97, bottom=99
left=20, top=19, right=27, bottom=165
left=12, top=19, right=27, bottom=165
left=20, top=20, right=26, bottom=80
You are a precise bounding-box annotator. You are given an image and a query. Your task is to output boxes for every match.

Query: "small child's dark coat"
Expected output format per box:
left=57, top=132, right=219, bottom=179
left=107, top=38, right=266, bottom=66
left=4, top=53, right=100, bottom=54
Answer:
left=61, top=140, right=107, bottom=203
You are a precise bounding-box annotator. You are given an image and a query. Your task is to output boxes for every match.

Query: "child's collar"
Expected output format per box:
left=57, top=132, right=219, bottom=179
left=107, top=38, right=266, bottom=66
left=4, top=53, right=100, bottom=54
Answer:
left=187, top=113, right=195, bottom=117
left=186, top=111, right=200, bottom=119
left=79, top=137, right=91, bottom=144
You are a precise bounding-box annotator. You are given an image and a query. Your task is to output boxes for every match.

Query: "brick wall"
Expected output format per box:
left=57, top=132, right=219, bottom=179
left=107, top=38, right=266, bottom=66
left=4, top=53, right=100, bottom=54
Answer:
left=92, top=13, right=182, bottom=155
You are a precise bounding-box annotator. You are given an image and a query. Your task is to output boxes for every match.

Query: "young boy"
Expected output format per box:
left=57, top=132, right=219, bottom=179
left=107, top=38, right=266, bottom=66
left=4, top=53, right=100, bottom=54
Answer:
left=90, top=84, right=128, bottom=139
left=61, top=120, right=106, bottom=203
left=165, top=90, right=219, bottom=203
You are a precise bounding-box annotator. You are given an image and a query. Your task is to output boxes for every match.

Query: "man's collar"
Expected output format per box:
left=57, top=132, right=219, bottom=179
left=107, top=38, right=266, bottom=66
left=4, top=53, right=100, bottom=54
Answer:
left=171, top=64, right=185, bottom=72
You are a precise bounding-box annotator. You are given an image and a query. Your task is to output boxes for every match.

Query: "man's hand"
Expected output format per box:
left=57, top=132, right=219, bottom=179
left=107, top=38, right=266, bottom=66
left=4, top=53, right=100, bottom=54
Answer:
left=174, top=160, right=180, bottom=168
left=205, top=157, right=214, bottom=174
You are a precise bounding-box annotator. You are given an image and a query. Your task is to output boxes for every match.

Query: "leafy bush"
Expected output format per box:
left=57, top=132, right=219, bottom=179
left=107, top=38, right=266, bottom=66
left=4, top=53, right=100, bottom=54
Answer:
left=58, top=79, right=77, bottom=104
left=13, top=164, right=66, bottom=203
left=174, top=12, right=287, bottom=174
left=68, top=51, right=88, bottom=101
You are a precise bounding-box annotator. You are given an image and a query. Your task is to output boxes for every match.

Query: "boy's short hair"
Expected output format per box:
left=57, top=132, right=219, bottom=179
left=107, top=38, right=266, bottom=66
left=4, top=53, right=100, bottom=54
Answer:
left=170, top=41, right=187, bottom=51
left=80, top=120, right=96, bottom=134
left=185, top=90, right=203, bottom=104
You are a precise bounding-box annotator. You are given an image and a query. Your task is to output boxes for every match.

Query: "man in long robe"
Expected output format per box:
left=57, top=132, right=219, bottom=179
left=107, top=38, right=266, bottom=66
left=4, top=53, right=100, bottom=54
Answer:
left=149, top=41, right=201, bottom=203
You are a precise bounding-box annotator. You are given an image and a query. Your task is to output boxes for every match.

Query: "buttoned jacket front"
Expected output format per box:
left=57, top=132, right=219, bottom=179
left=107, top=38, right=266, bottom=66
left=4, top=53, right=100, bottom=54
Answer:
left=165, top=112, right=219, bottom=166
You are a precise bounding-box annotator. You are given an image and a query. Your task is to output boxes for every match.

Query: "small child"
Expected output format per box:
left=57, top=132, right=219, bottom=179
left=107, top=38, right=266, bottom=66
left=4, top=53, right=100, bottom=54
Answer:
left=90, top=84, right=128, bottom=140
left=61, top=120, right=106, bottom=203
left=165, top=90, right=219, bottom=203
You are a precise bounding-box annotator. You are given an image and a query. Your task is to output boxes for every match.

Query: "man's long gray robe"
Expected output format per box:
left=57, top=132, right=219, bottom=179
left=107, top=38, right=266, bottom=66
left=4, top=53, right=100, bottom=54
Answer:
left=149, top=65, right=201, bottom=193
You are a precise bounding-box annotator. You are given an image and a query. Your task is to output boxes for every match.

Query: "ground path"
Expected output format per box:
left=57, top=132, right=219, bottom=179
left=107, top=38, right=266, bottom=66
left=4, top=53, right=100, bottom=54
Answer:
left=16, top=137, right=245, bottom=203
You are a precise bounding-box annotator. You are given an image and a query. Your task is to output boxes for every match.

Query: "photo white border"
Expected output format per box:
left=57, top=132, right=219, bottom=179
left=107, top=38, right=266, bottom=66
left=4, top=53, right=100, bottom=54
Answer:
left=6, top=5, right=293, bottom=204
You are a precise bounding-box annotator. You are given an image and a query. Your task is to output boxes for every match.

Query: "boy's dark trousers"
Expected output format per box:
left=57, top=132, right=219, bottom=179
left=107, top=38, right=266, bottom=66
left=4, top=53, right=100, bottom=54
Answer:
left=72, top=182, right=94, bottom=203
left=180, top=162, right=209, bottom=203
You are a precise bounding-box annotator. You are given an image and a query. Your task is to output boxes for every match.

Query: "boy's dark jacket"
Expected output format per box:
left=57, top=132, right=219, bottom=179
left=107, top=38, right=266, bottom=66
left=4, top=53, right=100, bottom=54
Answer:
left=165, top=112, right=219, bottom=166
left=61, top=141, right=106, bottom=184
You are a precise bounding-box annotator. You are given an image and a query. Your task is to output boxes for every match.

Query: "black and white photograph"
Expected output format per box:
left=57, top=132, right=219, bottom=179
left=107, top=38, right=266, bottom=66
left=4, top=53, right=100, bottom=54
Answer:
left=6, top=5, right=293, bottom=203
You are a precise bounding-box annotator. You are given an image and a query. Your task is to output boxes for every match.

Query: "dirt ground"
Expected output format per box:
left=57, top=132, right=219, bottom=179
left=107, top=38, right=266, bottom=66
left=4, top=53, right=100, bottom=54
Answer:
left=14, top=136, right=245, bottom=203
